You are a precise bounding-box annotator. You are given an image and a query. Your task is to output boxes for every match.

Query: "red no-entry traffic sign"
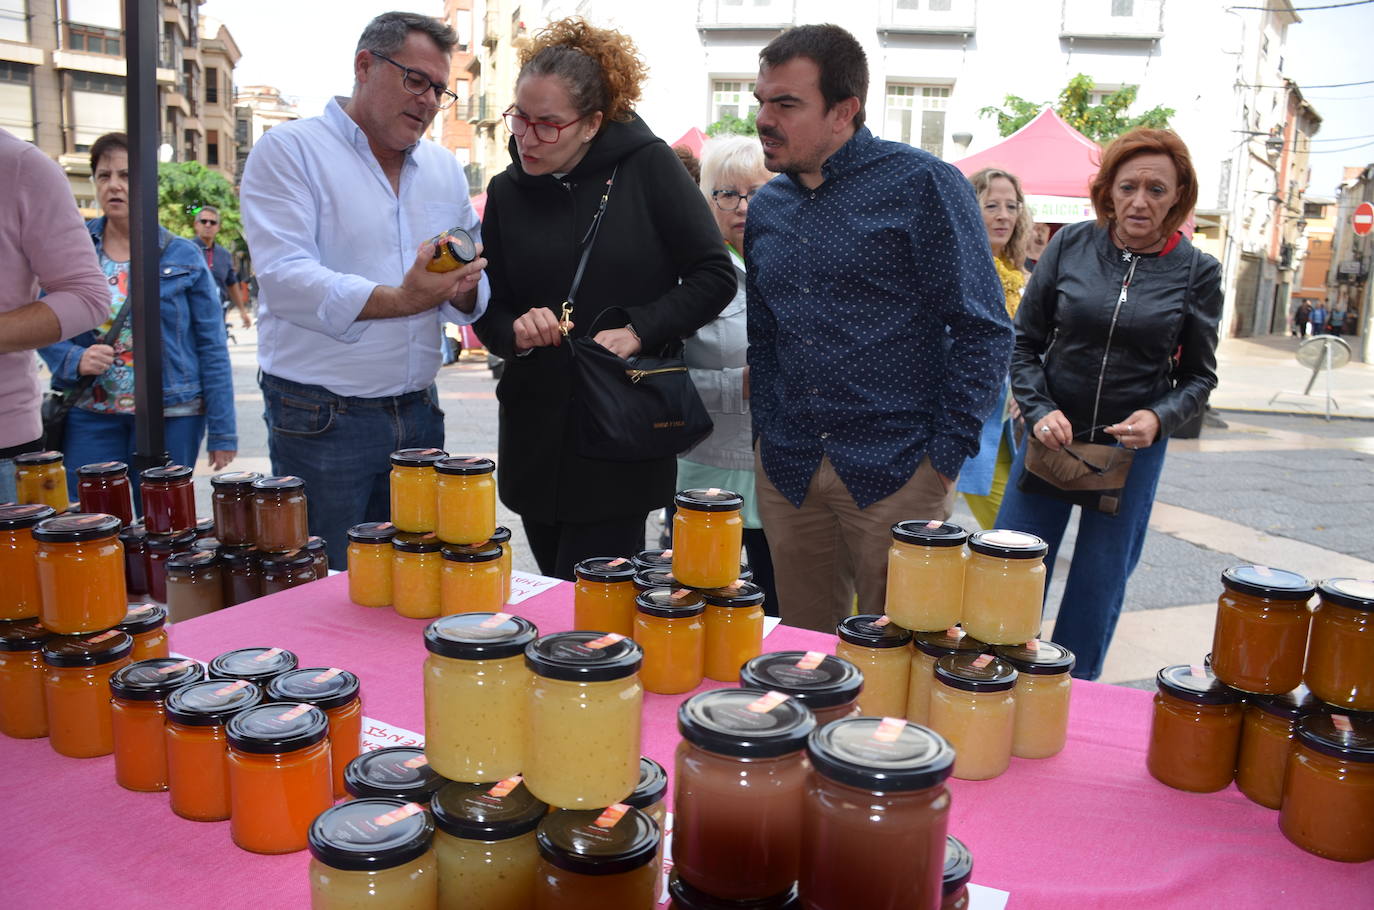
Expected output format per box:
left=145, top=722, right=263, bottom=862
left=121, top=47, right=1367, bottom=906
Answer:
left=1354, top=201, right=1374, bottom=236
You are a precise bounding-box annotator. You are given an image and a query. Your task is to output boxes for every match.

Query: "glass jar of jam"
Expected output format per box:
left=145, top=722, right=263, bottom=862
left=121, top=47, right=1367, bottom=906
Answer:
left=392, top=532, right=443, bottom=619
left=960, top=530, right=1047, bottom=645
left=574, top=556, right=639, bottom=637
left=164, top=678, right=265, bottom=821
left=490, top=526, right=513, bottom=604
left=633, top=548, right=673, bottom=574
left=164, top=551, right=225, bottom=622
left=993, top=639, right=1076, bottom=760
left=835, top=614, right=914, bottom=718
left=1305, top=578, right=1374, bottom=711
left=0, top=618, right=52, bottom=738
left=33, top=512, right=126, bottom=634
left=942, top=835, right=974, bottom=910
left=701, top=580, right=766, bottom=682
left=193, top=516, right=215, bottom=540
left=739, top=650, right=864, bottom=726
left=1211, top=565, right=1314, bottom=695
left=308, top=798, right=438, bottom=907
left=929, top=653, right=1018, bottom=780
left=226, top=701, right=335, bottom=854
left=626, top=757, right=669, bottom=904
left=535, top=806, right=660, bottom=909
left=41, top=629, right=133, bottom=757
left=209, top=471, right=261, bottom=547
left=267, top=666, right=362, bottom=799
left=909, top=628, right=987, bottom=726
left=118, top=521, right=148, bottom=597
left=674, top=688, right=815, bottom=900
left=252, top=475, right=309, bottom=552
left=885, top=520, right=968, bottom=632
left=435, top=455, right=497, bottom=545
left=0, top=504, right=54, bottom=621
left=109, top=656, right=205, bottom=792
left=347, top=521, right=396, bottom=607
left=672, top=489, right=745, bottom=590
left=139, top=464, right=197, bottom=534
left=304, top=536, right=329, bottom=580
left=424, top=612, right=538, bottom=783
left=14, top=450, right=68, bottom=511
left=668, top=873, right=800, bottom=909
left=634, top=587, right=706, bottom=695
left=192, top=535, right=222, bottom=557
left=1236, top=686, right=1317, bottom=810
left=76, top=460, right=134, bottom=526
left=431, top=777, right=548, bottom=910
left=207, top=646, right=300, bottom=685
left=344, top=746, right=447, bottom=804
left=633, top=568, right=678, bottom=596
left=144, top=528, right=196, bottom=603
left=440, top=544, right=505, bottom=616
left=1146, top=664, right=1244, bottom=793
left=259, top=549, right=316, bottom=596
left=1278, top=712, right=1374, bottom=862
left=117, top=603, right=170, bottom=661
left=525, top=631, right=644, bottom=809
left=221, top=545, right=260, bottom=606
left=802, top=717, right=954, bottom=910
left=390, top=447, right=447, bottom=534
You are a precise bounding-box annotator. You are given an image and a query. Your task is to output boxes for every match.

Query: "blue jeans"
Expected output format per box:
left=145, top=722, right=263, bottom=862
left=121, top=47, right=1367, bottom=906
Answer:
left=0, top=458, right=15, bottom=503
left=260, top=373, right=446, bottom=570
left=61, top=408, right=207, bottom=508
left=993, top=436, right=1169, bottom=681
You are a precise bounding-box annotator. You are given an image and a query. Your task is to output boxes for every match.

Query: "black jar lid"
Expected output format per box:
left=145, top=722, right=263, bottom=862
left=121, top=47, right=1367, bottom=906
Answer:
left=1156, top=664, right=1243, bottom=706
left=679, top=688, right=816, bottom=758
left=389, top=447, right=448, bottom=468
left=913, top=627, right=987, bottom=659
left=227, top=701, right=330, bottom=753
left=118, top=522, right=148, bottom=544
left=0, top=618, right=51, bottom=652
left=393, top=532, right=442, bottom=554
left=625, top=757, right=668, bottom=811
left=425, top=612, right=538, bottom=660
left=489, top=526, right=511, bottom=545
left=431, top=777, right=549, bottom=841
left=210, top=470, right=262, bottom=489
left=837, top=614, right=914, bottom=649
left=0, top=503, right=57, bottom=530
left=967, top=529, right=1048, bottom=559
left=536, top=806, right=660, bottom=876
left=1221, top=565, right=1316, bottom=601
left=192, top=536, right=221, bottom=554
left=935, top=653, right=1018, bottom=693
left=524, top=631, right=643, bottom=682
left=439, top=227, right=478, bottom=263
left=14, top=450, right=63, bottom=465
left=992, top=640, right=1076, bottom=676
left=1317, top=577, right=1374, bottom=611
left=739, top=651, right=864, bottom=710
left=207, top=646, right=300, bottom=682
left=944, top=835, right=974, bottom=895
left=308, top=798, right=434, bottom=871
left=110, top=657, right=205, bottom=700
left=807, top=717, right=955, bottom=792
left=632, top=548, right=673, bottom=571
left=164, top=678, right=264, bottom=725
left=258, top=549, right=315, bottom=571
left=117, top=603, right=168, bottom=635
left=1248, top=685, right=1321, bottom=720
left=636, top=587, right=705, bottom=618
left=1294, top=713, right=1374, bottom=763
left=344, top=747, right=448, bottom=803
left=348, top=521, right=397, bottom=544
left=674, top=488, right=744, bottom=512
left=77, top=460, right=128, bottom=477
left=305, top=536, right=326, bottom=556
left=266, top=667, right=360, bottom=710
left=574, top=556, right=637, bottom=583
left=41, top=629, right=134, bottom=667
left=141, top=463, right=193, bottom=483
left=145, top=528, right=197, bottom=552
left=220, top=545, right=258, bottom=568
left=194, top=517, right=215, bottom=538
left=441, top=544, right=503, bottom=563
left=32, top=512, right=121, bottom=543
left=165, top=550, right=221, bottom=575
left=668, top=873, right=801, bottom=909
left=891, top=519, right=968, bottom=548
left=633, top=569, right=677, bottom=592
left=700, top=580, right=765, bottom=609
left=252, top=474, right=306, bottom=492
left=434, top=455, right=495, bottom=475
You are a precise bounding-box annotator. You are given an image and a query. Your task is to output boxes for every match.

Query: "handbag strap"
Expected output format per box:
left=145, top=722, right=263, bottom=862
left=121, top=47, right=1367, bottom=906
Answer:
left=64, top=296, right=133, bottom=403
left=559, top=165, right=619, bottom=334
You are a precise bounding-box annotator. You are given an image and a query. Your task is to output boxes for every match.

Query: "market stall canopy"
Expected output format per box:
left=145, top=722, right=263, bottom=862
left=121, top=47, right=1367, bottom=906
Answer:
left=954, top=109, right=1100, bottom=224
left=672, top=126, right=709, bottom=157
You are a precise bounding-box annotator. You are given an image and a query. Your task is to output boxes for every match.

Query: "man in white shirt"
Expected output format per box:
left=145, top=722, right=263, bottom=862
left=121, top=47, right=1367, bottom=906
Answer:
left=242, top=11, right=488, bottom=567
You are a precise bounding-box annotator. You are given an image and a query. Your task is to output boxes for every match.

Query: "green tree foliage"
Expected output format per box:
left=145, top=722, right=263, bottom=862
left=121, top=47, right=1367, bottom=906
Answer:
left=156, top=161, right=242, bottom=249
left=978, top=74, right=1175, bottom=144
left=706, top=111, right=757, bottom=137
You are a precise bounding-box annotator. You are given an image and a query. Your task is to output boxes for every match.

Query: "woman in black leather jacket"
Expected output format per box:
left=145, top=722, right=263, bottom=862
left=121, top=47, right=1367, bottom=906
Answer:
left=995, top=128, right=1222, bottom=680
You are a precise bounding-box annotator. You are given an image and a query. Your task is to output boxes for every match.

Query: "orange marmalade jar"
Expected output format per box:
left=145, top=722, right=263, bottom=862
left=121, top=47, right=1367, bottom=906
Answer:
left=267, top=667, right=362, bottom=799
left=0, top=504, right=55, bottom=621
left=574, top=557, right=639, bottom=637
left=634, top=588, right=706, bottom=695
left=164, top=678, right=265, bottom=821
left=41, top=629, right=133, bottom=757
left=308, top=798, right=438, bottom=908
left=226, top=702, right=335, bottom=854
left=109, top=657, right=205, bottom=792
left=117, top=603, right=170, bottom=661
left=14, top=450, right=68, bottom=512
left=1211, top=565, right=1314, bottom=695
left=1146, top=664, right=1244, bottom=793
left=671, top=489, right=744, bottom=590
left=347, top=521, right=396, bottom=607
left=1305, top=578, right=1374, bottom=711
left=207, top=646, right=300, bottom=685
left=392, top=533, right=443, bottom=619
left=389, top=448, right=447, bottom=534
left=33, top=512, right=127, bottom=634
left=701, top=580, right=766, bottom=682
left=440, top=544, right=505, bottom=616
left=0, top=618, right=52, bottom=738
left=435, top=456, right=497, bottom=545
left=1278, top=712, right=1374, bottom=863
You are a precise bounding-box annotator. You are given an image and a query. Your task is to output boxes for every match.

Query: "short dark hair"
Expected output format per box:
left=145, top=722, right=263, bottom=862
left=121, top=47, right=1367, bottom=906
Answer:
left=356, top=11, right=457, bottom=56
left=90, top=132, right=128, bottom=173
left=759, top=24, right=868, bottom=130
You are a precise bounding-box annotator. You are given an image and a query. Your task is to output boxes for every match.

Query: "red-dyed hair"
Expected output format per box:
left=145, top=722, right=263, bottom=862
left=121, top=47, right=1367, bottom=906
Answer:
left=1089, top=128, right=1198, bottom=238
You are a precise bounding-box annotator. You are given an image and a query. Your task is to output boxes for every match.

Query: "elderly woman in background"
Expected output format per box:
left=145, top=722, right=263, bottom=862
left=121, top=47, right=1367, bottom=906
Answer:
left=995, top=128, right=1222, bottom=680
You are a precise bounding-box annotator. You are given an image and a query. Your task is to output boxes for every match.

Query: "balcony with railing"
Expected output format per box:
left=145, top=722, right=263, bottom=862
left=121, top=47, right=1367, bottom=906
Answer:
left=1061, top=0, right=1163, bottom=40
left=878, top=0, right=977, bottom=36
left=698, top=0, right=795, bottom=31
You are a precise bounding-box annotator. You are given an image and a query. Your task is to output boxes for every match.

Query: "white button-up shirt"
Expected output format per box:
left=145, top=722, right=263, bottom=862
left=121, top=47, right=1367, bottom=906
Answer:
left=241, top=97, right=488, bottom=398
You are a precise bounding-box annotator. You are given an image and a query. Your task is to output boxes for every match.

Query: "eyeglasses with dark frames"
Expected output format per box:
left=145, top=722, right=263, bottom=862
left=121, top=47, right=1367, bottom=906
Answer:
left=369, top=50, right=459, bottom=110
left=502, top=106, right=586, bottom=144
left=711, top=189, right=759, bottom=212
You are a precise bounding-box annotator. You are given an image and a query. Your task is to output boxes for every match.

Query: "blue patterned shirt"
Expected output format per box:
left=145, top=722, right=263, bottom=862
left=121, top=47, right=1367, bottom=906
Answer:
left=744, top=127, right=1013, bottom=508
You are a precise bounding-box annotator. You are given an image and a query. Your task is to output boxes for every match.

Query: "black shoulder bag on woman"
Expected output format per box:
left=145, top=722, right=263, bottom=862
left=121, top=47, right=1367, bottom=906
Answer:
left=41, top=302, right=132, bottom=451
left=562, top=166, right=713, bottom=462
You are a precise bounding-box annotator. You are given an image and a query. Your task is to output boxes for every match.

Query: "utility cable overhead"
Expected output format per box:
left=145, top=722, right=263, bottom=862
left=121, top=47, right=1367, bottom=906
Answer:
left=1228, top=0, right=1374, bottom=10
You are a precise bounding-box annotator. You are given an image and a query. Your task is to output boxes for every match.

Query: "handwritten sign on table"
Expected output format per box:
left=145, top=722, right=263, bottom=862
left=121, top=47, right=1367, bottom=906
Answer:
left=360, top=716, right=425, bottom=751
left=507, top=570, right=562, bottom=605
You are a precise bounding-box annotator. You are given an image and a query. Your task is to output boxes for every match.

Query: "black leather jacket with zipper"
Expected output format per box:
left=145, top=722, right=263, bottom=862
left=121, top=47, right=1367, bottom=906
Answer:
left=1010, top=220, right=1223, bottom=444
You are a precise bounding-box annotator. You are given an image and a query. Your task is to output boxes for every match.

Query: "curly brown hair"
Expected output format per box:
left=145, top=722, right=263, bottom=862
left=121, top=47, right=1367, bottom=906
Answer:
left=518, top=18, right=646, bottom=123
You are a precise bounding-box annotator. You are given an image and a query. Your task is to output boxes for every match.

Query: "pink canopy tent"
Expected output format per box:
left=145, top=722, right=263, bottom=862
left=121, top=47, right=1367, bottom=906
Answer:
left=672, top=126, right=709, bottom=156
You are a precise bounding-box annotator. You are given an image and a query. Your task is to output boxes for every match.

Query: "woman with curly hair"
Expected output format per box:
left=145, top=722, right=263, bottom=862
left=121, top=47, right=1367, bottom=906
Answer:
left=474, top=18, right=734, bottom=579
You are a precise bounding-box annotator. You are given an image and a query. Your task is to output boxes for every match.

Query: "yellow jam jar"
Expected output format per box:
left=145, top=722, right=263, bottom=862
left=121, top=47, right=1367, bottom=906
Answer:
left=534, top=806, right=661, bottom=910
left=634, top=587, right=706, bottom=695
left=1305, top=578, right=1374, bottom=712
left=701, top=580, right=766, bottom=683
left=574, top=557, right=639, bottom=637
left=739, top=650, right=864, bottom=726
left=489, top=526, right=513, bottom=605
left=431, top=777, right=548, bottom=910
left=1212, top=565, right=1314, bottom=695
left=14, top=450, right=68, bottom=512
left=440, top=544, right=505, bottom=616
left=671, top=489, right=745, bottom=590
left=308, top=798, right=438, bottom=909
left=434, top=456, right=496, bottom=545
left=1146, top=664, right=1244, bottom=793
left=960, top=530, right=1048, bottom=645
left=928, top=653, right=1018, bottom=781
left=347, top=521, right=397, bottom=607
left=524, top=631, right=644, bottom=809
left=835, top=614, right=914, bottom=718
left=0, top=504, right=55, bottom=621
left=389, top=448, right=447, bottom=534
left=423, top=611, right=537, bottom=783
left=908, top=628, right=987, bottom=726
left=392, top=533, right=443, bottom=619
left=885, top=520, right=968, bottom=632
left=344, top=746, right=447, bottom=805
left=993, top=639, right=1076, bottom=759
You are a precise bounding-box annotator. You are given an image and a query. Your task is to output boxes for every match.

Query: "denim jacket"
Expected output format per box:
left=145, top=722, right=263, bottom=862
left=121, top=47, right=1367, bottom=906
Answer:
left=39, top=218, right=238, bottom=452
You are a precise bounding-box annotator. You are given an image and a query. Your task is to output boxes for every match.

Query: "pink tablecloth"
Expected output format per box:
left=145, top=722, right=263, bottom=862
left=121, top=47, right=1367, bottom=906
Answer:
left=3, top=575, right=1368, bottom=908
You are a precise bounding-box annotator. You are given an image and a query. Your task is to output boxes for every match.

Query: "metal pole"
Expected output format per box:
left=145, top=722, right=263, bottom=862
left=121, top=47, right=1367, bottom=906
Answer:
left=1324, top=340, right=1333, bottom=422
left=125, top=0, right=168, bottom=473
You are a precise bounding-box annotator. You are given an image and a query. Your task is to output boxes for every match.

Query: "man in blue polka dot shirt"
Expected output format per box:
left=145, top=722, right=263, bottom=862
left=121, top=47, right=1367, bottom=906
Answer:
left=745, top=24, right=1013, bottom=632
